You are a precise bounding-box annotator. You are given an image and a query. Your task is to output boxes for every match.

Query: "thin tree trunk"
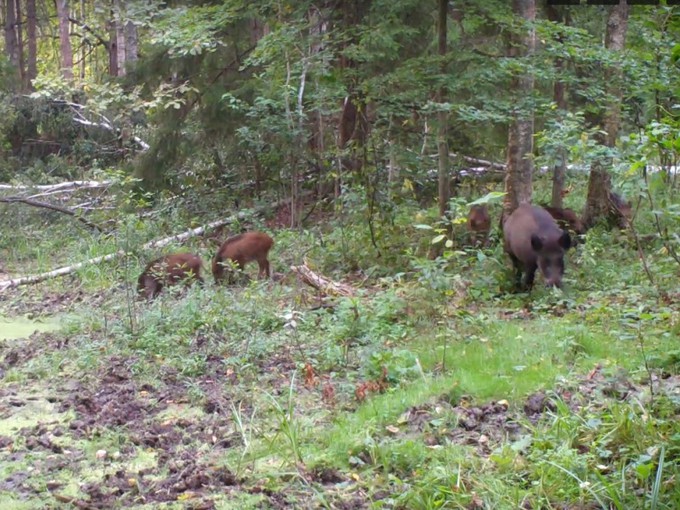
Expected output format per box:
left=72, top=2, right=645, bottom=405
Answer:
left=582, top=1, right=629, bottom=228
left=55, top=0, right=74, bottom=81
left=79, top=0, right=86, bottom=79
left=15, top=0, right=25, bottom=89
left=125, top=20, right=137, bottom=66
left=336, top=0, right=370, bottom=187
left=437, top=0, right=449, bottom=219
left=4, top=0, right=21, bottom=82
left=547, top=5, right=568, bottom=209
left=108, top=3, right=118, bottom=76
left=503, top=0, right=536, bottom=218
left=114, top=0, right=126, bottom=76
left=26, top=0, right=37, bottom=88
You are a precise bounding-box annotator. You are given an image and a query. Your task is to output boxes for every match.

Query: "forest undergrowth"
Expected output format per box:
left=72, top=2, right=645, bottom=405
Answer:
left=0, top=179, right=679, bottom=510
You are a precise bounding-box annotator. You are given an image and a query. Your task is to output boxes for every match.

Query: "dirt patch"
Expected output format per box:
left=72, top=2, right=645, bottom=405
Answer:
left=0, top=331, right=68, bottom=372
left=395, top=399, right=523, bottom=455
left=76, top=450, right=237, bottom=508
left=1, top=286, right=111, bottom=317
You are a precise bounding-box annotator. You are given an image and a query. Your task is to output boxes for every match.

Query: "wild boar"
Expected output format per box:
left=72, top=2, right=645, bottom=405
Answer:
left=138, top=252, right=204, bottom=300
left=467, top=204, right=491, bottom=247
left=503, top=204, right=572, bottom=290
left=212, top=231, right=274, bottom=284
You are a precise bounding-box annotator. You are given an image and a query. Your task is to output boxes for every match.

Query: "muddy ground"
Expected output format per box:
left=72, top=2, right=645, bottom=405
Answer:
left=0, top=279, right=676, bottom=508
left=0, top=319, right=671, bottom=509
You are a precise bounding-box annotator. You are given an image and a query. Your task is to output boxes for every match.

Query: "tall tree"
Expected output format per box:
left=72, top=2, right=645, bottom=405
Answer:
left=503, top=0, right=536, bottom=217
left=336, top=0, right=370, bottom=194
left=3, top=0, right=21, bottom=85
left=125, top=19, right=138, bottom=69
left=547, top=5, right=569, bottom=209
left=26, top=0, right=38, bottom=88
left=55, top=0, right=74, bottom=81
left=114, top=0, right=127, bottom=76
left=582, top=0, right=629, bottom=228
left=15, top=0, right=25, bottom=89
left=437, top=0, right=449, bottom=220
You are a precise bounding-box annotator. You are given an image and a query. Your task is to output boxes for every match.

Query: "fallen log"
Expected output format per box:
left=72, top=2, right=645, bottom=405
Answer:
left=290, top=263, right=356, bottom=297
left=0, top=180, right=110, bottom=192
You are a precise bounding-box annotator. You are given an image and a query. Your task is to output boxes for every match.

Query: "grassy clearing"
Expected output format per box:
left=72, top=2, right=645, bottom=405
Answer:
left=0, top=188, right=679, bottom=508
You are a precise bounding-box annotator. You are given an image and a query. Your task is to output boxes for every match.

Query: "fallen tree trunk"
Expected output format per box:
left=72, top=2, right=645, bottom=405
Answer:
left=290, top=263, right=356, bottom=297
left=0, top=180, right=110, bottom=192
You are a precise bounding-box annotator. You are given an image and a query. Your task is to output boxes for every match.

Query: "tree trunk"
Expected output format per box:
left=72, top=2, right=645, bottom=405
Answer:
left=125, top=20, right=138, bottom=66
left=336, top=0, right=370, bottom=187
left=582, top=1, right=629, bottom=228
left=55, top=0, right=74, bottom=81
left=437, top=0, right=449, bottom=219
left=26, top=0, right=37, bottom=88
left=547, top=5, right=568, bottom=209
left=114, top=0, right=126, bottom=76
left=79, top=0, right=86, bottom=79
left=15, top=0, right=25, bottom=89
left=108, top=4, right=118, bottom=77
left=3, top=0, right=21, bottom=83
left=503, top=0, right=536, bottom=218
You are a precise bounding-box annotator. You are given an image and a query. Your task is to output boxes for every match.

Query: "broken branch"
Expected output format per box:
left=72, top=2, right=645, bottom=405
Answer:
left=290, top=263, right=356, bottom=297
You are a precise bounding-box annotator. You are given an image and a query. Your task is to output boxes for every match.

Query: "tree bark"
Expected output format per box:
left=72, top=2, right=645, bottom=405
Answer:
left=15, top=0, right=25, bottom=89
left=3, top=0, right=21, bottom=83
left=582, top=1, right=629, bottom=229
left=55, top=0, right=74, bottom=81
left=547, top=5, right=568, bottom=209
left=108, top=3, right=118, bottom=77
left=26, top=0, right=38, bottom=88
left=114, top=0, right=126, bottom=76
left=437, top=0, right=449, bottom=219
left=336, top=0, right=370, bottom=186
left=125, top=19, right=138, bottom=66
left=291, top=264, right=356, bottom=297
left=503, top=0, right=536, bottom=219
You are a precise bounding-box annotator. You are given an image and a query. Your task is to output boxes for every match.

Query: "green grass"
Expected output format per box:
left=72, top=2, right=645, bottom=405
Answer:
left=1, top=182, right=679, bottom=509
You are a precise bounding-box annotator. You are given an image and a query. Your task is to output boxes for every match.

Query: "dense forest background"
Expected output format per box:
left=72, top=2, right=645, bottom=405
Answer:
left=1, top=1, right=680, bottom=509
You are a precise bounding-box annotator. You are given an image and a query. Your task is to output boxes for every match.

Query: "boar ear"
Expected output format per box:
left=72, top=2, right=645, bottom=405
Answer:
left=559, top=230, right=571, bottom=250
left=530, top=234, right=543, bottom=252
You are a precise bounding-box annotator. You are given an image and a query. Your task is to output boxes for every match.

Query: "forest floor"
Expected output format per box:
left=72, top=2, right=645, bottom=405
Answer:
left=0, top=222, right=679, bottom=510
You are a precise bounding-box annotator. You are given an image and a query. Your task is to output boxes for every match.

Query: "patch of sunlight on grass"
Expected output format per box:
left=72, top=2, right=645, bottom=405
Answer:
left=0, top=316, right=61, bottom=340
left=313, top=314, right=649, bottom=466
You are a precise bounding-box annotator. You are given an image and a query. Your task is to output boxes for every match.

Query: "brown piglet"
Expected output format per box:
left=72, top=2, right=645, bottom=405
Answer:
left=541, top=205, right=585, bottom=240
left=138, top=252, right=204, bottom=300
left=212, top=231, right=274, bottom=284
left=467, top=204, right=491, bottom=247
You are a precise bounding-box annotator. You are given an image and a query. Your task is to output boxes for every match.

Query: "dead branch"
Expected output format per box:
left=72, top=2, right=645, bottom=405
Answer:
left=290, top=263, right=356, bottom=297
left=0, top=180, right=110, bottom=192
left=450, top=153, right=507, bottom=171
left=0, top=196, right=105, bottom=232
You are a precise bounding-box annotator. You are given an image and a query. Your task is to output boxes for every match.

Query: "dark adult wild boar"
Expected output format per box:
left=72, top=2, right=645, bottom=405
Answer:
left=212, top=231, right=274, bottom=284
left=503, top=204, right=572, bottom=290
left=138, top=252, right=204, bottom=300
left=467, top=204, right=491, bottom=246
left=541, top=205, right=585, bottom=239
